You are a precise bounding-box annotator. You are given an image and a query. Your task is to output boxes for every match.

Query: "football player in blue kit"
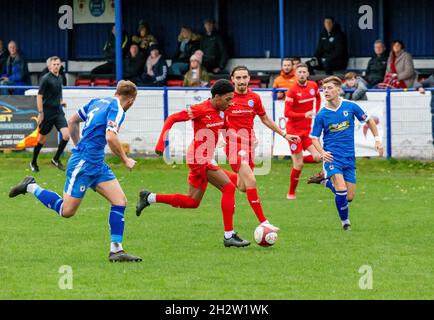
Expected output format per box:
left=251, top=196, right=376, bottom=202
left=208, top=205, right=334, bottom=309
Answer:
left=309, top=76, right=384, bottom=230
left=9, top=80, right=142, bottom=262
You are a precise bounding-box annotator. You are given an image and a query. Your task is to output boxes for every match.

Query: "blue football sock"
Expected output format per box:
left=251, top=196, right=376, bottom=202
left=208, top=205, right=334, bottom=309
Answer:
left=335, top=190, right=349, bottom=222
left=109, top=205, right=125, bottom=244
left=326, top=179, right=336, bottom=194
left=31, top=185, right=63, bottom=215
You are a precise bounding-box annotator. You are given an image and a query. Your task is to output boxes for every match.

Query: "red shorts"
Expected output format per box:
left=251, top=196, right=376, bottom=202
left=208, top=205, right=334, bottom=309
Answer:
left=288, top=135, right=313, bottom=154
left=188, top=163, right=220, bottom=191
left=225, top=143, right=255, bottom=173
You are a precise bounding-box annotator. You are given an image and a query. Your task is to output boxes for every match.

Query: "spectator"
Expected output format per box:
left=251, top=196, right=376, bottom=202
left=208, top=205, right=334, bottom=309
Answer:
left=384, top=40, right=416, bottom=88
left=0, top=39, right=9, bottom=75
left=0, top=41, right=29, bottom=95
left=138, top=44, right=168, bottom=87
left=415, top=74, right=434, bottom=145
left=170, top=26, right=200, bottom=76
left=123, top=44, right=145, bottom=82
left=291, top=57, right=301, bottom=67
left=273, top=58, right=296, bottom=99
left=183, top=50, right=209, bottom=87
left=341, top=72, right=368, bottom=101
left=131, top=21, right=157, bottom=56
left=365, top=40, right=388, bottom=88
left=91, top=25, right=129, bottom=75
left=200, top=18, right=228, bottom=74
left=40, top=58, right=67, bottom=86
left=308, top=16, right=349, bottom=75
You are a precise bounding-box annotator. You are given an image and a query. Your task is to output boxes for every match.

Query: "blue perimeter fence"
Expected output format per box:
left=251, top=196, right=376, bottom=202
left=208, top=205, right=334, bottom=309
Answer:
left=1, top=85, right=433, bottom=160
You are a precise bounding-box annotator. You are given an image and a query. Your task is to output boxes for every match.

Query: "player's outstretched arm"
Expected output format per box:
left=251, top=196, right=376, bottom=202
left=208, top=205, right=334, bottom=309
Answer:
left=106, top=130, right=136, bottom=170
left=367, top=118, right=384, bottom=157
left=67, top=113, right=84, bottom=146
left=155, top=110, right=190, bottom=155
left=259, top=114, right=300, bottom=143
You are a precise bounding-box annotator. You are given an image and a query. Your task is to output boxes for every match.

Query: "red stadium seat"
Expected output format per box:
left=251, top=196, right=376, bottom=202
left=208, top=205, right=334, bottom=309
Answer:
left=94, top=79, right=112, bottom=87
left=111, top=80, right=118, bottom=86
left=167, top=80, right=184, bottom=87
left=209, top=79, right=218, bottom=86
left=249, top=79, right=262, bottom=86
left=75, top=79, right=92, bottom=87
left=249, top=83, right=262, bottom=89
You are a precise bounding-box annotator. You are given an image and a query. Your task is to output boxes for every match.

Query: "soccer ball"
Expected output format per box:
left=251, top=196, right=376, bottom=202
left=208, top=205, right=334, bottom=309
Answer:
left=254, top=225, right=278, bottom=247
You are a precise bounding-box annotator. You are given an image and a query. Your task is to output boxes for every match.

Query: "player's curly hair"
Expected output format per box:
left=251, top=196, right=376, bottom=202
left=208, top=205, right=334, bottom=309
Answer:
left=211, top=79, right=234, bottom=97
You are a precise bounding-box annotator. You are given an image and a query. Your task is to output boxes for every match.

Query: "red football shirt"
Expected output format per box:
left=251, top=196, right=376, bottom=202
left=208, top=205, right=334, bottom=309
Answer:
left=284, top=80, right=321, bottom=136
left=224, top=90, right=266, bottom=141
left=186, top=99, right=225, bottom=165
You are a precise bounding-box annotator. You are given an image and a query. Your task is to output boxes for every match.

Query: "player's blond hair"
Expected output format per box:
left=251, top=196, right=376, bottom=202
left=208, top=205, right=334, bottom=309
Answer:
left=116, top=80, right=137, bottom=97
left=323, top=76, right=343, bottom=87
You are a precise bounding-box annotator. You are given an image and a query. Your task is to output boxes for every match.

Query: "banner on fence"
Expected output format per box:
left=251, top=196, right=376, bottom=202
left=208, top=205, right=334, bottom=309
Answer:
left=74, top=0, right=115, bottom=24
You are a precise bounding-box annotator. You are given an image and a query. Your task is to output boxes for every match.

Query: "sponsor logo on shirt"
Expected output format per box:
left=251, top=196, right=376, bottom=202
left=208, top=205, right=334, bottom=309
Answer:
left=232, top=109, right=254, bottom=114
left=206, top=121, right=224, bottom=128
left=248, top=100, right=255, bottom=108
left=328, top=121, right=350, bottom=132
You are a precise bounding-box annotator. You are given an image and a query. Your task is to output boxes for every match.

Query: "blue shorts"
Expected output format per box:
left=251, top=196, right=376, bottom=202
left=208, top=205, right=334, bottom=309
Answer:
left=323, top=156, right=356, bottom=184
left=64, top=154, right=116, bottom=199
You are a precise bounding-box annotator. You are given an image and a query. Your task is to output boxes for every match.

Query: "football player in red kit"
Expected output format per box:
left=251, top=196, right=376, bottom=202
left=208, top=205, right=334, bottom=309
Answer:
left=136, top=80, right=250, bottom=247
left=223, top=66, right=300, bottom=231
left=285, top=63, right=322, bottom=200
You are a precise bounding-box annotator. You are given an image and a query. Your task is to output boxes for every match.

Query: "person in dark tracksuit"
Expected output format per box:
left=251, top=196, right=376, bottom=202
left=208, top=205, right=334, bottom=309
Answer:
left=31, top=56, right=70, bottom=172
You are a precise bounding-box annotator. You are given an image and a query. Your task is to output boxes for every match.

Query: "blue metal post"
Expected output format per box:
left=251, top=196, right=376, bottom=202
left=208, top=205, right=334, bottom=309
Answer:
left=378, top=0, right=385, bottom=41
left=386, top=88, right=392, bottom=159
left=163, top=87, right=170, bottom=158
left=279, top=0, right=285, bottom=61
left=115, top=0, right=123, bottom=82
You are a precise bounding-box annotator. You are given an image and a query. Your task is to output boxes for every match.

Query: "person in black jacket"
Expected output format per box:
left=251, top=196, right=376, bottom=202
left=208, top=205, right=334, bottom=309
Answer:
left=138, top=44, right=168, bottom=87
left=169, top=26, right=200, bottom=76
left=40, top=57, right=67, bottom=86
left=123, top=44, right=145, bottom=82
left=365, top=40, right=388, bottom=88
left=200, top=19, right=228, bottom=74
left=309, top=17, right=349, bottom=75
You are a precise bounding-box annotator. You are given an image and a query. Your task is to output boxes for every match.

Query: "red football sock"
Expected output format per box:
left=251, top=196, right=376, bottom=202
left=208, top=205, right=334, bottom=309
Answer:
left=223, top=169, right=238, bottom=187
left=156, top=194, right=200, bottom=208
left=303, top=155, right=316, bottom=163
left=220, top=183, right=236, bottom=231
left=246, top=188, right=267, bottom=223
left=289, top=168, right=302, bottom=195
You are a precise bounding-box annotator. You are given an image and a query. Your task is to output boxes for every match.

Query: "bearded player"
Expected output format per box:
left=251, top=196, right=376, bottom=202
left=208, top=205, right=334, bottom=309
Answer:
left=285, top=63, right=322, bottom=200
left=135, top=80, right=250, bottom=247
left=223, top=66, right=300, bottom=231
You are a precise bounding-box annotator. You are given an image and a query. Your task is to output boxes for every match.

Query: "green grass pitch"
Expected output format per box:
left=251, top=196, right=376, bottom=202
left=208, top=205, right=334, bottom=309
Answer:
left=0, top=154, right=433, bottom=299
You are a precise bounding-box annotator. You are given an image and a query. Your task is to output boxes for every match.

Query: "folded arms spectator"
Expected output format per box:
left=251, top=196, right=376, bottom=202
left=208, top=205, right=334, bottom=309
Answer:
left=383, top=40, right=416, bottom=89
left=123, top=44, right=145, bottom=82
left=200, top=18, right=228, bottom=74
left=365, top=40, right=388, bottom=88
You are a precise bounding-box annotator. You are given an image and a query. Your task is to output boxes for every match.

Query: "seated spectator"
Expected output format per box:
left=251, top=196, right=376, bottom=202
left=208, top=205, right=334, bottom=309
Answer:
left=200, top=18, right=228, bottom=74
left=415, top=74, right=434, bottom=145
left=183, top=50, right=209, bottom=87
left=365, top=40, right=388, bottom=88
left=383, top=40, right=416, bottom=88
left=291, top=57, right=301, bottom=67
left=91, top=25, right=129, bottom=75
left=40, top=57, right=67, bottom=85
left=123, top=43, right=145, bottom=82
left=137, top=44, right=168, bottom=87
left=0, top=39, right=9, bottom=75
left=0, top=41, right=29, bottom=95
left=131, top=21, right=157, bottom=56
left=273, top=58, right=296, bottom=99
left=341, top=72, right=368, bottom=101
left=307, top=16, right=348, bottom=75
left=170, top=26, right=200, bottom=76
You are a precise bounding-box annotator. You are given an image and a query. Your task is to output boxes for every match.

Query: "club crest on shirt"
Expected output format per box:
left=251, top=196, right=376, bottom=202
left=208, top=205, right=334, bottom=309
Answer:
left=343, top=111, right=349, bottom=117
left=220, top=111, right=224, bottom=119
left=248, top=100, right=254, bottom=108
left=310, top=89, right=315, bottom=96
left=290, top=143, right=298, bottom=151
left=329, top=165, right=334, bottom=170
left=80, top=186, right=86, bottom=192
left=108, top=120, right=118, bottom=131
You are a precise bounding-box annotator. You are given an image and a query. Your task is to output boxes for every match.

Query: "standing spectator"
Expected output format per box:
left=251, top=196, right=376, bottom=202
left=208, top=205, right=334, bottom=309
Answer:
left=415, top=74, right=434, bottom=145
left=273, top=58, right=296, bottom=99
left=291, top=57, right=302, bottom=67
left=91, top=25, right=129, bottom=75
left=341, top=72, right=368, bottom=101
left=138, top=44, right=168, bottom=87
left=308, top=17, right=349, bottom=75
left=0, top=41, right=29, bottom=95
left=31, top=56, right=69, bottom=172
left=0, top=39, right=9, bottom=76
left=131, top=21, right=157, bottom=56
left=183, top=50, right=209, bottom=87
left=170, top=26, right=200, bottom=76
left=384, top=40, right=416, bottom=88
left=123, top=44, right=145, bottom=82
left=200, top=18, right=228, bottom=74
left=365, top=40, right=388, bottom=88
